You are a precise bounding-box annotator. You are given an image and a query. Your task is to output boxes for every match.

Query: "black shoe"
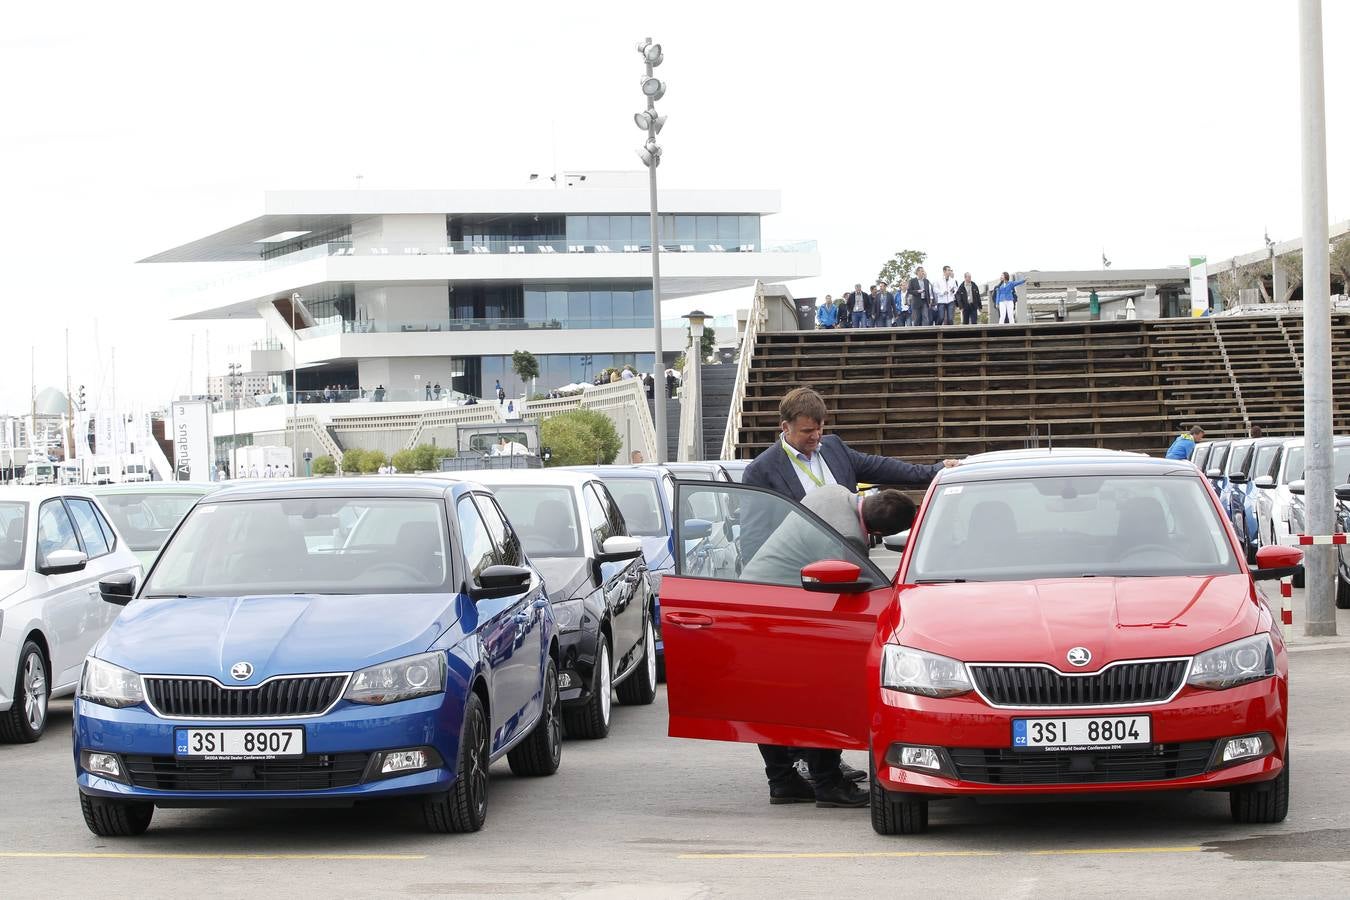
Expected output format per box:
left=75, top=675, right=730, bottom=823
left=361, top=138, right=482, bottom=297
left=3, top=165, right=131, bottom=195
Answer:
left=768, top=773, right=817, bottom=805
left=839, top=761, right=867, bottom=783
left=813, top=780, right=869, bottom=809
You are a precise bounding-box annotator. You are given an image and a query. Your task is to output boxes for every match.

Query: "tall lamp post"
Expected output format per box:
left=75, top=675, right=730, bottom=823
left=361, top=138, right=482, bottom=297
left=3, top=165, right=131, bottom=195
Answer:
left=635, top=37, right=668, bottom=461
left=682, top=310, right=708, bottom=461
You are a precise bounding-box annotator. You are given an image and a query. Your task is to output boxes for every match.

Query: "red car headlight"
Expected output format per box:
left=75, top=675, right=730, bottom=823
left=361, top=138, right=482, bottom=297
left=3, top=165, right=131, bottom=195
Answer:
left=1186, top=634, right=1275, bottom=690
left=881, top=645, right=973, bottom=698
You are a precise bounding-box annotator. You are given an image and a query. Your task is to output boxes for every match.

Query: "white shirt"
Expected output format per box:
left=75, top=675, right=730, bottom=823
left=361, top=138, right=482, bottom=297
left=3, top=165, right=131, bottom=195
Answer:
left=780, top=436, right=837, bottom=495
left=936, top=275, right=959, bottom=304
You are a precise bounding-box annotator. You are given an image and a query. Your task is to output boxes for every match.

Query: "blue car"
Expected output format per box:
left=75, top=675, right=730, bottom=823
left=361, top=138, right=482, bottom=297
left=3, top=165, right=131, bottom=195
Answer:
left=74, top=478, right=561, bottom=836
left=1217, top=437, right=1284, bottom=562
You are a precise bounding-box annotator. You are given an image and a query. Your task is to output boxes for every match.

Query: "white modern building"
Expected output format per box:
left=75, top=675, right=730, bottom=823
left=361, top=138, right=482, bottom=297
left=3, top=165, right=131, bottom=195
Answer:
left=145, top=173, right=818, bottom=407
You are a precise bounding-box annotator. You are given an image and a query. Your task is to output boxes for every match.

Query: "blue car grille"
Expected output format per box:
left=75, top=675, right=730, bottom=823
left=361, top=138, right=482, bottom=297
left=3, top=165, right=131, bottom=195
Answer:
left=947, top=742, right=1215, bottom=785
left=123, top=754, right=369, bottom=791
left=969, top=660, right=1189, bottom=707
left=143, top=675, right=347, bottom=718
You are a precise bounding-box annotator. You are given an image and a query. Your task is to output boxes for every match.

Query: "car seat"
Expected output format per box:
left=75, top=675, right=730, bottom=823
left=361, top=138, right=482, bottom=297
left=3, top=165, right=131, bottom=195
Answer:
left=1116, top=497, right=1169, bottom=553
left=618, top=493, right=658, bottom=535
left=395, top=520, right=444, bottom=584
left=533, top=499, right=577, bottom=554
left=966, top=500, right=1018, bottom=568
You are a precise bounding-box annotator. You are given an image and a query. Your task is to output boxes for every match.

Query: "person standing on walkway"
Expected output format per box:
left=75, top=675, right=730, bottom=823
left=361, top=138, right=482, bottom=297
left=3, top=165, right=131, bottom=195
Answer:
left=848, top=283, right=868, bottom=328
left=992, top=271, right=1026, bottom=324
left=817, top=294, right=838, bottom=329
left=907, top=267, right=935, bottom=327
left=955, top=272, right=982, bottom=324
left=740, top=387, right=958, bottom=810
left=1165, top=425, right=1205, bottom=460
left=934, top=266, right=959, bottom=326
left=877, top=281, right=895, bottom=326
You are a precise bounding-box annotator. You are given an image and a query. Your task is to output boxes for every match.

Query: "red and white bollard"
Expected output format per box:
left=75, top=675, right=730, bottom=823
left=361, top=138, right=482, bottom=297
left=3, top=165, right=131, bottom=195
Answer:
left=1279, top=577, right=1293, bottom=642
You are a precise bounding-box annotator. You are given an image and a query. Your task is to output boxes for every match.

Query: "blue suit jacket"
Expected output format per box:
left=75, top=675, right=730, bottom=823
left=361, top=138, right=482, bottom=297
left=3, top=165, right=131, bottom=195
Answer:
left=743, top=434, right=942, bottom=503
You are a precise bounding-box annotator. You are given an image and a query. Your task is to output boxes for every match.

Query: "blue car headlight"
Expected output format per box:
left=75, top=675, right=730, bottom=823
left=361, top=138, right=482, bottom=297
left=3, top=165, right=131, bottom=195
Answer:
left=78, top=657, right=145, bottom=709
left=553, top=597, right=586, bottom=633
left=344, top=652, right=446, bottom=705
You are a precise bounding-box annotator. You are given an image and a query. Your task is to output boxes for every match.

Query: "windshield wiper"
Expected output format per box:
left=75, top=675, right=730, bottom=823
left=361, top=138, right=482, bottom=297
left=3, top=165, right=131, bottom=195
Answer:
left=912, top=578, right=977, bottom=584
left=142, top=594, right=201, bottom=599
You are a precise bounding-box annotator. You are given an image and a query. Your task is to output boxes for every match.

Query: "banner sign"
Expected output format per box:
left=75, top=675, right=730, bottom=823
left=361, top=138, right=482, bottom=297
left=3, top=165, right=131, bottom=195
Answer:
left=1189, top=256, right=1209, bottom=317
left=172, top=400, right=212, bottom=482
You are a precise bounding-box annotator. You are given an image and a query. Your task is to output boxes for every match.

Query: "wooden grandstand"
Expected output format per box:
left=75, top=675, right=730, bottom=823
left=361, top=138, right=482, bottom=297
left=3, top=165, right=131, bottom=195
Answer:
left=732, top=314, right=1350, bottom=464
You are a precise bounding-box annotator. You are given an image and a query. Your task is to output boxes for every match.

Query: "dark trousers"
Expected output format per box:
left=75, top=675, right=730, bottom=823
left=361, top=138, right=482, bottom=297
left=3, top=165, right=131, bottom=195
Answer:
left=935, top=302, right=955, bottom=326
left=962, top=305, right=979, bottom=324
left=898, top=309, right=911, bottom=327
left=850, top=310, right=866, bottom=328
left=910, top=300, right=929, bottom=326
left=759, top=744, right=843, bottom=788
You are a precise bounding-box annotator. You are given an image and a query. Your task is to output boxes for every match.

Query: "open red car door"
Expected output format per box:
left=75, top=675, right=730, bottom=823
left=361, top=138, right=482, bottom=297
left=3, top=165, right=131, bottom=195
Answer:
left=662, top=483, right=892, bottom=751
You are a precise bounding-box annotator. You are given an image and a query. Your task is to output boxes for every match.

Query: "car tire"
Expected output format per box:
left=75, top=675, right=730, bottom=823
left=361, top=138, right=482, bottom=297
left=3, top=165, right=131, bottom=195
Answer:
left=1293, top=568, right=1305, bottom=589
left=616, top=618, right=658, bottom=706
left=1229, top=749, right=1289, bottom=825
left=1337, top=577, right=1350, bottom=610
left=563, top=639, right=611, bottom=740
left=507, top=659, right=562, bottom=777
left=870, top=759, right=929, bottom=835
left=424, top=692, right=489, bottom=833
left=79, top=792, right=153, bottom=837
left=656, top=655, right=666, bottom=684
left=0, top=640, right=50, bottom=744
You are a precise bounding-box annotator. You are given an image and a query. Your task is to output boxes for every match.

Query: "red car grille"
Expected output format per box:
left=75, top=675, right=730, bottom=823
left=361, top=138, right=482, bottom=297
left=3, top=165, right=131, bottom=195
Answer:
left=969, top=660, right=1189, bottom=707
left=948, top=742, right=1215, bottom=785
left=122, top=754, right=369, bottom=791
left=144, top=675, right=347, bottom=718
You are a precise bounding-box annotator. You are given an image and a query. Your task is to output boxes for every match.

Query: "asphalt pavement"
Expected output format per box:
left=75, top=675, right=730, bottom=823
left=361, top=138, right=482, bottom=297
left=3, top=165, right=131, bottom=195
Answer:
left=1, top=597, right=1348, bottom=898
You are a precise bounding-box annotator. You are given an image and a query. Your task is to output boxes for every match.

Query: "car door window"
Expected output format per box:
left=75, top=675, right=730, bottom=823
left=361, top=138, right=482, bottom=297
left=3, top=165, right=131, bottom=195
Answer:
left=65, top=499, right=111, bottom=559
left=36, top=499, right=81, bottom=563
left=678, top=483, right=880, bottom=588
left=476, top=494, right=523, bottom=568
left=594, top=483, right=628, bottom=537
left=457, top=497, right=498, bottom=583
left=584, top=485, right=612, bottom=548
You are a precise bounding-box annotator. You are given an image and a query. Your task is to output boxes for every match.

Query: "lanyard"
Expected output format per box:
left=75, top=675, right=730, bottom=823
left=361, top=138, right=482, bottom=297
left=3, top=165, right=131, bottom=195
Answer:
left=785, top=443, right=825, bottom=487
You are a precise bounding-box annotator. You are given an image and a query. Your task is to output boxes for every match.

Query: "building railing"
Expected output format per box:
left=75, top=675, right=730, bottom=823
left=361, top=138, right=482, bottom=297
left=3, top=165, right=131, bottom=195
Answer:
left=300, top=316, right=659, bottom=338
left=212, top=387, right=482, bottom=413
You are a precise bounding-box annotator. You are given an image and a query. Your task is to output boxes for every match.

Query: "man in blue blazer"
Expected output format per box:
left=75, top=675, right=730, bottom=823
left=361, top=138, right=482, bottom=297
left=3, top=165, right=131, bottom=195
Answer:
left=741, top=386, right=957, bottom=809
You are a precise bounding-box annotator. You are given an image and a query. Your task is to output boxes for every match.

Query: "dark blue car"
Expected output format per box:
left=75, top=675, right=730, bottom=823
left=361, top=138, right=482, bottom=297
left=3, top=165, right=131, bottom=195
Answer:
left=74, top=478, right=561, bottom=836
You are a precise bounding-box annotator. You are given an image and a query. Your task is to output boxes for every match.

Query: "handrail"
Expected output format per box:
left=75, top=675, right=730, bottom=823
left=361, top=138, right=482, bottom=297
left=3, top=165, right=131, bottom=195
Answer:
left=719, top=280, right=768, bottom=461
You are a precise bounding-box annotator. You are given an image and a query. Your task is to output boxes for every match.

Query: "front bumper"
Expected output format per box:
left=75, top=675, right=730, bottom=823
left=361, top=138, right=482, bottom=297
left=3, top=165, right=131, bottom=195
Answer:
left=73, top=692, right=461, bottom=806
left=872, top=677, right=1286, bottom=798
left=557, top=628, right=599, bottom=706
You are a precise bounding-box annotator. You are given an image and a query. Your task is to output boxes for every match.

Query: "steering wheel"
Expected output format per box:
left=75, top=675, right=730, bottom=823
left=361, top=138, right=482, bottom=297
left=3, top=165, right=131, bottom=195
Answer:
left=359, top=562, right=425, bottom=581
left=1119, top=543, right=1185, bottom=560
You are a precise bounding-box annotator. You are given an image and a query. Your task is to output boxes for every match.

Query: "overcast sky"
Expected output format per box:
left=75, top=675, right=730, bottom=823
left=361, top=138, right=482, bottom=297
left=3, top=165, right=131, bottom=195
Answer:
left=2, top=0, right=1345, bottom=414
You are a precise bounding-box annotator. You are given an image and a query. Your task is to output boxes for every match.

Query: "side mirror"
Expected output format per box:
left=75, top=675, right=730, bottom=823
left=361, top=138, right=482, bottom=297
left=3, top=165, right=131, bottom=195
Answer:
left=800, top=559, right=873, bottom=594
left=1252, top=544, right=1303, bottom=582
left=883, top=531, right=909, bottom=552
left=1205, top=468, right=1224, bottom=480
left=471, top=564, right=532, bottom=600
left=682, top=518, right=713, bottom=541
left=1335, top=484, right=1350, bottom=502
left=1288, top=480, right=1306, bottom=496
left=1227, top=473, right=1248, bottom=486
left=1254, top=475, right=1276, bottom=489
left=598, top=535, right=643, bottom=562
left=99, top=571, right=136, bottom=606
left=39, top=548, right=88, bottom=576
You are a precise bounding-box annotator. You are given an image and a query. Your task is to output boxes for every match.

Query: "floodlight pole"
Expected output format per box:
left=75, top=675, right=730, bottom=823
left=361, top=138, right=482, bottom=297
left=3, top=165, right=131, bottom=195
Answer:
left=642, top=40, right=667, bottom=463
left=1298, top=0, right=1335, bottom=635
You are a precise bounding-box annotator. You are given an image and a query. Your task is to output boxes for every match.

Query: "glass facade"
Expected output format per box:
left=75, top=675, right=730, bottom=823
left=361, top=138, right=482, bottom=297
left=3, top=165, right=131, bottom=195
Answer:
left=566, top=214, right=759, bottom=249
left=523, top=281, right=653, bottom=329
left=481, top=353, right=656, bottom=395
left=448, top=214, right=564, bottom=244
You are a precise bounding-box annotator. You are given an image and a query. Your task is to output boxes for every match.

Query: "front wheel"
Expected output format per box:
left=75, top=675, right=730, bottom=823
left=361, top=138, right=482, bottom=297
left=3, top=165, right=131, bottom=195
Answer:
left=616, top=618, right=658, bottom=706
left=870, top=757, right=929, bottom=835
left=0, top=641, right=50, bottom=743
left=80, top=792, right=153, bottom=837
left=507, top=659, right=562, bottom=777
left=1230, top=751, right=1289, bottom=824
left=563, top=639, right=611, bottom=739
left=423, top=692, right=489, bottom=833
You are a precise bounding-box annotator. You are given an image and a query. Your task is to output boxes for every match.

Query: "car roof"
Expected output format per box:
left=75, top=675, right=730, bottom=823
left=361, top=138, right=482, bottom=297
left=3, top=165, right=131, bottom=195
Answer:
left=565, top=465, right=668, bottom=480
left=203, top=476, right=458, bottom=503
left=940, top=451, right=1198, bottom=484
left=1274, top=436, right=1350, bottom=449
left=0, top=485, right=99, bottom=502
left=961, top=447, right=1147, bottom=464
left=425, top=468, right=594, bottom=489
left=89, top=483, right=216, bottom=496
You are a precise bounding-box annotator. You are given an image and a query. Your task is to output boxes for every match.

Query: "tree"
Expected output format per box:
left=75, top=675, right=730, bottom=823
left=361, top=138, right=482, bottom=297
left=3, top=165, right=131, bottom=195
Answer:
left=356, top=449, right=387, bottom=474
left=1329, top=236, right=1350, bottom=296
left=512, top=350, right=539, bottom=394
left=413, top=443, right=448, bottom=471
left=1278, top=251, right=1303, bottom=303
left=341, top=448, right=365, bottom=474
left=696, top=325, right=716, bottom=361
left=540, top=409, right=622, bottom=467
left=877, top=249, right=928, bottom=289
left=391, top=448, right=418, bottom=473
left=312, top=455, right=336, bottom=476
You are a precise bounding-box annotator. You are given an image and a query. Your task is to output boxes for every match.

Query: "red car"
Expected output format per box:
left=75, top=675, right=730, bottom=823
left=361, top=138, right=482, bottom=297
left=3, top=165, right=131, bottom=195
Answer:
left=661, top=452, right=1301, bottom=834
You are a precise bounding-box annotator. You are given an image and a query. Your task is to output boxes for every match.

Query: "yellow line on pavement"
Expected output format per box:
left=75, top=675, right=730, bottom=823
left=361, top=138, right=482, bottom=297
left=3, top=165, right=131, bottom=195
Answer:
left=679, top=851, right=1001, bottom=860
left=0, top=852, right=425, bottom=861
left=1029, top=846, right=1204, bottom=856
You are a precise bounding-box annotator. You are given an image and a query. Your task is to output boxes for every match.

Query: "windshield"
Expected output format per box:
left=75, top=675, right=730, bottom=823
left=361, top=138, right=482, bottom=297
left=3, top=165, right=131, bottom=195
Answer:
left=1283, top=445, right=1350, bottom=484
left=598, top=477, right=667, bottom=536
left=99, top=492, right=203, bottom=551
left=490, top=485, right=582, bottom=557
left=144, top=497, right=448, bottom=596
left=909, top=474, right=1239, bottom=582
left=0, top=502, right=26, bottom=570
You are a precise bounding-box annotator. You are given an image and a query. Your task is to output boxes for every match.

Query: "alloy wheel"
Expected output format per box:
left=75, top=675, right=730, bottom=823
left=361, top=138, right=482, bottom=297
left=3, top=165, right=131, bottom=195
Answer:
left=469, top=706, right=488, bottom=819
left=23, top=652, right=47, bottom=732
left=599, top=643, right=612, bottom=726
left=644, top=621, right=657, bottom=687
left=546, top=667, right=562, bottom=764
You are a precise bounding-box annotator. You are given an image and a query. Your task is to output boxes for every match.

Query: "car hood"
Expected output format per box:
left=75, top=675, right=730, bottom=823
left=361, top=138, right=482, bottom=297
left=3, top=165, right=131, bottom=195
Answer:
left=531, top=556, right=594, bottom=604
left=95, top=593, right=461, bottom=681
left=895, top=574, right=1258, bottom=668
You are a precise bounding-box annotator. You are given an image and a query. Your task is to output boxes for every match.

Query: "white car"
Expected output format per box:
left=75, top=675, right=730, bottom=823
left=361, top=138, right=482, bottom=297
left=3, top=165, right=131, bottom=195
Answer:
left=0, top=487, right=141, bottom=742
left=1254, top=437, right=1350, bottom=552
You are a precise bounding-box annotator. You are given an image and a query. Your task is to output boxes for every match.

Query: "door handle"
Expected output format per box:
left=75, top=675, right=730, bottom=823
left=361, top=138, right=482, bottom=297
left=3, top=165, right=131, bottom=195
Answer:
left=667, top=612, right=714, bottom=628
left=532, top=598, right=550, bottom=610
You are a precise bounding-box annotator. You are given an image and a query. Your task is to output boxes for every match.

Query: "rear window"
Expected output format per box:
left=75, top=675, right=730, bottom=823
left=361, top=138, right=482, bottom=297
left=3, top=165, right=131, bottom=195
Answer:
left=599, top=477, right=666, bottom=536
left=909, top=474, right=1239, bottom=583
left=490, top=485, right=583, bottom=558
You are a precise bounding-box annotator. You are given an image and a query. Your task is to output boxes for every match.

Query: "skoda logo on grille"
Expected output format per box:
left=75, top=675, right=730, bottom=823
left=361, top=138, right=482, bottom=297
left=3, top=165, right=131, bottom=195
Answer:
left=1066, top=647, right=1092, bottom=667
left=230, top=661, right=254, bottom=681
